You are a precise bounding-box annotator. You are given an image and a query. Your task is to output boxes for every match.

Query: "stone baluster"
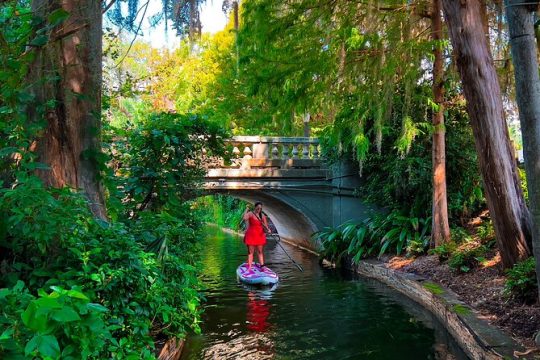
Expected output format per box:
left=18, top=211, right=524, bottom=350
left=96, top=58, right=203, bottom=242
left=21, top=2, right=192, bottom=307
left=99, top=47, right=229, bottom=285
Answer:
left=302, top=143, right=309, bottom=159
left=243, top=143, right=253, bottom=159
left=282, top=143, right=289, bottom=160
left=241, top=143, right=252, bottom=169
left=291, top=143, right=299, bottom=159
left=271, top=140, right=279, bottom=159
left=312, top=142, right=320, bottom=159
left=232, top=142, right=241, bottom=167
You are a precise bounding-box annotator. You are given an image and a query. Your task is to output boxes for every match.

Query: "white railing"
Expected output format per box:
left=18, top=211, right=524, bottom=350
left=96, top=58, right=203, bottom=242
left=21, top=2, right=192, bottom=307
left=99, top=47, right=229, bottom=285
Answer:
left=203, top=136, right=323, bottom=170
left=227, top=136, right=320, bottom=161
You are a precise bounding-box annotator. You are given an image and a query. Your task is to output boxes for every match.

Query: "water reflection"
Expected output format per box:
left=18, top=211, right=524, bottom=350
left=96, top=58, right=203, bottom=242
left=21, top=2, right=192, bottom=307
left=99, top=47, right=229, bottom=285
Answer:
left=246, top=291, right=271, bottom=333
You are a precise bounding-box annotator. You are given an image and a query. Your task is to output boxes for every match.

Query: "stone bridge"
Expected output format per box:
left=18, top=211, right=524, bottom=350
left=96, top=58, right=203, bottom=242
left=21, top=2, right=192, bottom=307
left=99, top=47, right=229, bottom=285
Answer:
left=203, top=136, right=375, bottom=250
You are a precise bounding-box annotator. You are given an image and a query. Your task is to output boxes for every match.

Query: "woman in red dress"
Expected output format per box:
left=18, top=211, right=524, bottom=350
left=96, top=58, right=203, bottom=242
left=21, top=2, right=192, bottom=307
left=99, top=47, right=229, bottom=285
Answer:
left=242, top=201, right=270, bottom=274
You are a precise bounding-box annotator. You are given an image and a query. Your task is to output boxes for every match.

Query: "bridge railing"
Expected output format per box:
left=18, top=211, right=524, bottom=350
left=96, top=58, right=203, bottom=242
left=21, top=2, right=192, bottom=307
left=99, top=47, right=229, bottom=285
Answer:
left=208, top=136, right=323, bottom=170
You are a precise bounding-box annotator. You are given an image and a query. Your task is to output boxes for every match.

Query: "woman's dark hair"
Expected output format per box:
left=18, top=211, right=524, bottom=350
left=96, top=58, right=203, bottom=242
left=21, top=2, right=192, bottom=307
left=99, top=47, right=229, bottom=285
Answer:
left=254, top=201, right=263, bottom=207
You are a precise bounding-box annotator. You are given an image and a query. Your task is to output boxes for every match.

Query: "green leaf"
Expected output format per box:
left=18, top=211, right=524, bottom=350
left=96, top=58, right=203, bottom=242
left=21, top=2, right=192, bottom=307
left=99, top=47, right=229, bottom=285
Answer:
left=25, top=334, right=60, bottom=358
left=21, top=303, right=47, bottom=332
left=30, top=35, right=49, bottom=47
left=0, top=328, right=14, bottom=341
left=34, top=296, right=62, bottom=309
left=378, top=240, right=392, bottom=258
left=51, top=306, right=81, bottom=322
left=67, top=289, right=89, bottom=300
left=48, top=9, right=70, bottom=27
left=87, top=303, right=109, bottom=313
left=410, top=217, right=419, bottom=231
left=397, top=228, right=407, bottom=254
left=382, top=227, right=400, bottom=242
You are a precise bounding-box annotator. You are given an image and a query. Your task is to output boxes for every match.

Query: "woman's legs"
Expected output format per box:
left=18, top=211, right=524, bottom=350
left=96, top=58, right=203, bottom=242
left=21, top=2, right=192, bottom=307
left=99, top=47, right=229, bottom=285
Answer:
left=256, top=245, right=265, bottom=266
left=247, top=245, right=255, bottom=270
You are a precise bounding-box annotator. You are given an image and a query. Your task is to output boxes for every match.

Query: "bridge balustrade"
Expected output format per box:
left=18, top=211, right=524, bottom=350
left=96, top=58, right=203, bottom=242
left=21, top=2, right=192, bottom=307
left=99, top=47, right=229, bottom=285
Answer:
left=215, top=136, right=322, bottom=170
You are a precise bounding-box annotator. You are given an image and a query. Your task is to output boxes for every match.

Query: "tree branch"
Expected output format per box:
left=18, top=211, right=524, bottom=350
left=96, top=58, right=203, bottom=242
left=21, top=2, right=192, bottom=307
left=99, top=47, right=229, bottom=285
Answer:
left=102, top=0, right=117, bottom=14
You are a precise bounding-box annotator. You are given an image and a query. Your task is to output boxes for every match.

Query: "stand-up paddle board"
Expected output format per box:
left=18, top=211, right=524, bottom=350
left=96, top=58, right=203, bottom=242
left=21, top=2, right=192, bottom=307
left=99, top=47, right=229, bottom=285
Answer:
left=236, top=263, right=279, bottom=286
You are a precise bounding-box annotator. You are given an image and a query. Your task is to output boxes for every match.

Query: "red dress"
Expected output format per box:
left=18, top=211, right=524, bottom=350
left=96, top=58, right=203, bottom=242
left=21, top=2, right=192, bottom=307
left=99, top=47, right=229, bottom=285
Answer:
left=244, top=214, right=267, bottom=246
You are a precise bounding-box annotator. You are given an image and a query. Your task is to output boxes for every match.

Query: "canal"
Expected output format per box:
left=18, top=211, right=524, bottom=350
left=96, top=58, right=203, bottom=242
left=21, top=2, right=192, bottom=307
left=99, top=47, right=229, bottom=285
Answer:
left=180, top=228, right=469, bottom=359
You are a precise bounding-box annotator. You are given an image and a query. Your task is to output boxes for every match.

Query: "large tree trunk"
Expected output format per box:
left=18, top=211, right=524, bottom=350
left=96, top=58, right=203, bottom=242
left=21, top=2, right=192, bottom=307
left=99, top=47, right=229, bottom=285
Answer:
left=29, top=0, right=106, bottom=219
left=233, top=0, right=239, bottom=31
left=441, top=0, right=530, bottom=268
left=431, top=0, right=451, bottom=247
left=504, top=0, right=540, bottom=294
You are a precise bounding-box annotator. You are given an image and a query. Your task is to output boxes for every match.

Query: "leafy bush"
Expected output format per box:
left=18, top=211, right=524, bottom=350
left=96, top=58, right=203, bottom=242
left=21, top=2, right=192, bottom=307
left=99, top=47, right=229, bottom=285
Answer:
left=450, top=227, right=472, bottom=243
left=476, top=220, right=495, bottom=243
left=0, top=110, right=225, bottom=358
left=372, top=211, right=431, bottom=257
left=0, top=178, right=205, bottom=358
left=504, top=257, right=537, bottom=304
left=429, top=242, right=458, bottom=262
left=314, top=226, right=349, bottom=265
left=0, top=282, right=110, bottom=359
left=314, top=211, right=431, bottom=264
left=447, top=245, right=490, bottom=273
left=196, top=195, right=247, bottom=230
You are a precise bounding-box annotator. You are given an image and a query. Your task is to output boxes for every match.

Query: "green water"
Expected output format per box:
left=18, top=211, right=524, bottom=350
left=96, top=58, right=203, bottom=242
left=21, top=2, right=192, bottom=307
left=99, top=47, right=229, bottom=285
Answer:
left=180, top=228, right=469, bottom=359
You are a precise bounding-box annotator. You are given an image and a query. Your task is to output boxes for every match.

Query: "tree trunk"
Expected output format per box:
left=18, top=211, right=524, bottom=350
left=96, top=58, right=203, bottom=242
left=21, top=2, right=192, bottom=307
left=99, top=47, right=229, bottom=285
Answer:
left=441, top=0, right=530, bottom=268
left=431, top=0, right=451, bottom=247
left=29, top=0, right=106, bottom=219
left=233, top=0, right=239, bottom=31
left=479, top=0, right=489, bottom=36
left=504, top=0, right=540, bottom=294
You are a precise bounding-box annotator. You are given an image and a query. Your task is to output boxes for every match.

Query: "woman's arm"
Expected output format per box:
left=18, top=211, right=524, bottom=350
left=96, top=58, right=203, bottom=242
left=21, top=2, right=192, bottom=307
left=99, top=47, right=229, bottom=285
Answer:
left=242, top=206, right=251, bottom=221
left=262, top=215, right=271, bottom=233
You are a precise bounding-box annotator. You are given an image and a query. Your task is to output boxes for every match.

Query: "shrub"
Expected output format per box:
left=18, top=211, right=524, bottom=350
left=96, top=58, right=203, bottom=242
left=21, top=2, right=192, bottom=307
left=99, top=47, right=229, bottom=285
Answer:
left=505, top=257, right=537, bottom=304
left=429, top=242, right=458, bottom=262
left=0, top=180, right=203, bottom=359
left=448, top=245, right=489, bottom=273
left=314, top=211, right=431, bottom=264
left=450, top=227, right=472, bottom=244
left=476, top=220, right=495, bottom=243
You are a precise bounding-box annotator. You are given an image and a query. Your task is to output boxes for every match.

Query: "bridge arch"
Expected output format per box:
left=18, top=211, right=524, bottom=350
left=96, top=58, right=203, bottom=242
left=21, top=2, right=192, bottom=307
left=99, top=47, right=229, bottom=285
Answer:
left=204, top=189, right=327, bottom=250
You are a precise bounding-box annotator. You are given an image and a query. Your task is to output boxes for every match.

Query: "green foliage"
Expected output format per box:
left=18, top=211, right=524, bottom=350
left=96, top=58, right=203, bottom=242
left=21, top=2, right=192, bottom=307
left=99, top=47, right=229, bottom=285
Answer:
left=518, top=167, right=528, bottom=203
left=429, top=242, right=458, bottom=262
left=0, top=5, right=227, bottom=354
left=314, top=211, right=431, bottom=265
left=355, top=99, right=483, bottom=221
left=504, top=257, right=537, bottom=304
left=107, top=112, right=228, bottom=217
left=451, top=304, right=470, bottom=315
left=450, top=227, right=473, bottom=244
left=196, top=195, right=247, bottom=230
left=0, top=174, right=206, bottom=358
left=1, top=283, right=110, bottom=359
left=423, top=282, right=444, bottom=295
left=476, top=220, right=495, bottom=242
left=447, top=245, right=491, bottom=273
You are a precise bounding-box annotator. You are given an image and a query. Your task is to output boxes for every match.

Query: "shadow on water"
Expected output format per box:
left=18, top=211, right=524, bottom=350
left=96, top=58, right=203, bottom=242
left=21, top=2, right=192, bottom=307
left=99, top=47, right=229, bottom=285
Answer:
left=180, top=227, right=469, bottom=360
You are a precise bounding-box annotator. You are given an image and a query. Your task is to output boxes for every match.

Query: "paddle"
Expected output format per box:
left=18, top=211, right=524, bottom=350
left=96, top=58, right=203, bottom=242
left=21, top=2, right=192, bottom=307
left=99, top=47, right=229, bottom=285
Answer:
left=269, top=233, right=304, bottom=272
left=250, top=210, right=304, bottom=272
